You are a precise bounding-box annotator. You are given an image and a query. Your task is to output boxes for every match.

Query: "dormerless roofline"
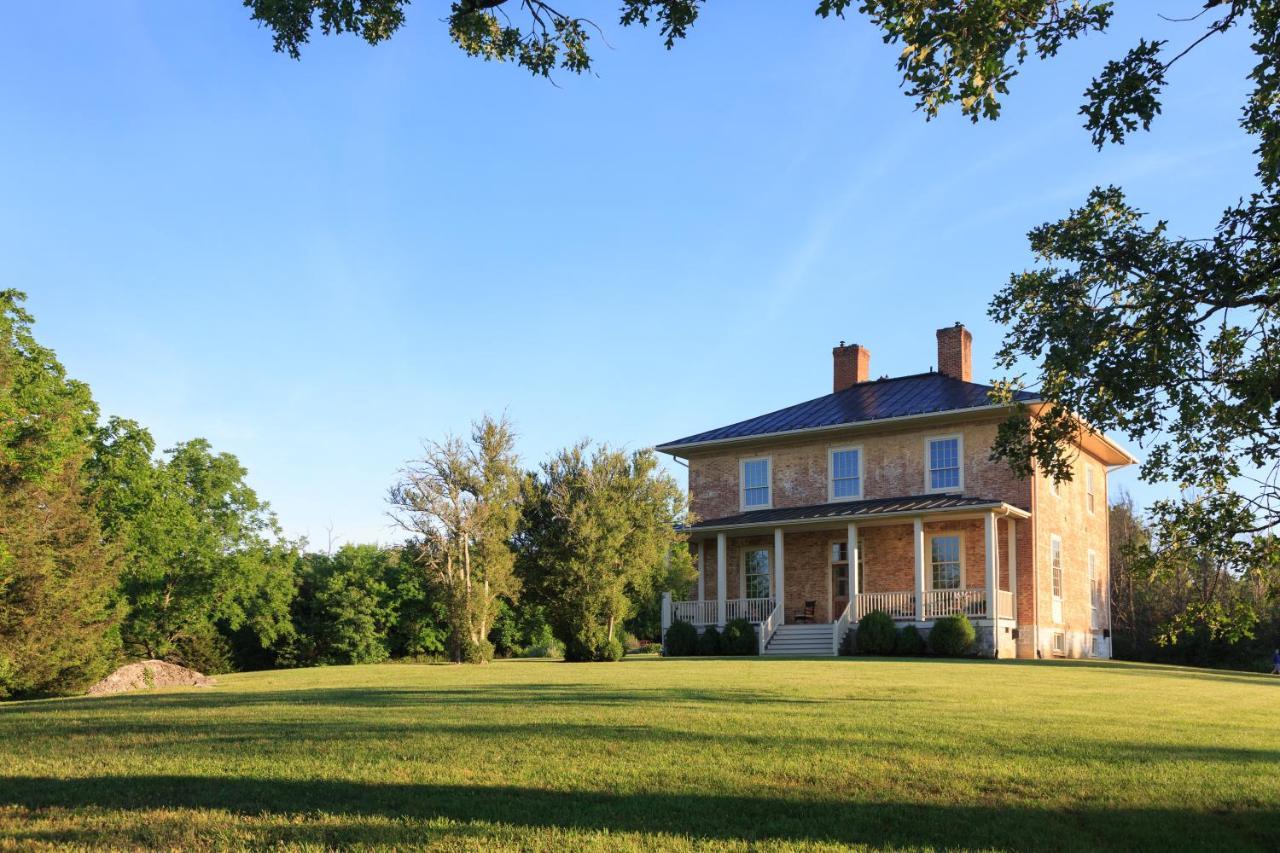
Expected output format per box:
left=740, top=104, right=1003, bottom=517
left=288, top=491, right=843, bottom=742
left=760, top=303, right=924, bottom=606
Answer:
left=656, top=402, right=1030, bottom=456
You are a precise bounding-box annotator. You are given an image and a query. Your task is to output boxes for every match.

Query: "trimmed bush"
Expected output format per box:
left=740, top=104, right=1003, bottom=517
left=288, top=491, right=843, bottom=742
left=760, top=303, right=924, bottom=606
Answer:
left=697, top=625, right=724, bottom=656
left=856, top=611, right=897, bottom=655
left=598, top=638, right=625, bottom=662
left=838, top=627, right=856, bottom=656
left=929, top=614, right=976, bottom=657
left=663, top=620, right=697, bottom=657
left=895, top=624, right=927, bottom=656
left=722, top=618, right=758, bottom=656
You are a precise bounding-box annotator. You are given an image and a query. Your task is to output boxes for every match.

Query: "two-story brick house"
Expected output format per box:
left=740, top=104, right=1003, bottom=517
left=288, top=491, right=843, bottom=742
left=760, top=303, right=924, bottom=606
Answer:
left=656, top=324, right=1134, bottom=658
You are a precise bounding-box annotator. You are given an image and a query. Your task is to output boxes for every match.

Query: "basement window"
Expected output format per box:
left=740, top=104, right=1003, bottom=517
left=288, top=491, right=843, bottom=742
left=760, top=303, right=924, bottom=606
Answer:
left=1052, top=632, right=1066, bottom=657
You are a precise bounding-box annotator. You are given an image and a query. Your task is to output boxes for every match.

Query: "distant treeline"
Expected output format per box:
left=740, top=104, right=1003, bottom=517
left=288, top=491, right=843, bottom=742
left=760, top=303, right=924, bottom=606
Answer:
left=0, top=291, right=690, bottom=698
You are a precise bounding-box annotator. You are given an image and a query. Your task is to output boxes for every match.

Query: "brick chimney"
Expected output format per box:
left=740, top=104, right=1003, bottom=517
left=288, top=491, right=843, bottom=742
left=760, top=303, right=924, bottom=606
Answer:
left=833, top=341, right=871, bottom=392
left=936, top=323, right=972, bottom=382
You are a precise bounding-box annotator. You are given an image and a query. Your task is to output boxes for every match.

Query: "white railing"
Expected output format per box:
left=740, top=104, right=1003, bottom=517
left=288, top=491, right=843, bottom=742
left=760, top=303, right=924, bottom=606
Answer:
left=758, top=600, right=782, bottom=655
left=856, top=591, right=916, bottom=621
left=923, top=588, right=987, bottom=619
left=998, top=590, right=1015, bottom=620
left=831, top=599, right=853, bottom=655
left=671, top=599, right=718, bottom=626
left=726, top=597, right=776, bottom=623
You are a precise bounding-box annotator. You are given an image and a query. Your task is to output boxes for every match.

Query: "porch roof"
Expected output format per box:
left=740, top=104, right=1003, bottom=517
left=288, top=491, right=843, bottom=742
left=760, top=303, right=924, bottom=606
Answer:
left=684, top=494, right=1028, bottom=535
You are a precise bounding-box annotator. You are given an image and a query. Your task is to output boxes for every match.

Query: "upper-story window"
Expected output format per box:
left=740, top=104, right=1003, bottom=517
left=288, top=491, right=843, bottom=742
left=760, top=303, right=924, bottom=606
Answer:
left=1051, top=535, right=1064, bottom=599
left=829, top=445, right=863, bottom=501
left=1085, top=465, right=1096, bottom=514
left=740, top=457, right=771, bottom=509
left=926, top=435, right=963, bottom=492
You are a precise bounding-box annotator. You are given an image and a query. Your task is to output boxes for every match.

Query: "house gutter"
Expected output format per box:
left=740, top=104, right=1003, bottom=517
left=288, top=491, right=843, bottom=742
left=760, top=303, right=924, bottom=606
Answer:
left=683, top=500, right=1031, bottom=536
left=655, top=402, right=1033, bottom=457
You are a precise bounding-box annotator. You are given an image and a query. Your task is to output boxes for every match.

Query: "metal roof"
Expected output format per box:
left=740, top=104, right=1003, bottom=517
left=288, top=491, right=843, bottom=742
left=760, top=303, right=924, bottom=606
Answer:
left=657, top=372, right=1039, bottom=451
left=686, top=494, right=1024, bottom=533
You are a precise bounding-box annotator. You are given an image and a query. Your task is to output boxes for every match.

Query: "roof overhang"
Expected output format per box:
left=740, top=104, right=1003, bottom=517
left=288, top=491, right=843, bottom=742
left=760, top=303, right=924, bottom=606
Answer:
left=1022, top=402, right=1138, bottom=468
left=656, top=402, right=1032, bottom=458
left=683, top=500, right=1031, bottom=538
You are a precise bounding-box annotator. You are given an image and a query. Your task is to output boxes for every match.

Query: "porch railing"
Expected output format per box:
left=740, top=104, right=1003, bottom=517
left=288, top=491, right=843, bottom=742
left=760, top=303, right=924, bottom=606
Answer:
left=669, top=597, right=776, bottom=626
left=998, top=590, right=1015, bottom=620
left=671, top=599, right=718, bottom=626
left=856, top=591, right=915, bottom=621
left=831, top=599, right=854, bottom=655
left=726, top=597, right=776, bottom=623
left=758, top=599, right=783, bottom=654
left=923, top=588, right=987, bottom=619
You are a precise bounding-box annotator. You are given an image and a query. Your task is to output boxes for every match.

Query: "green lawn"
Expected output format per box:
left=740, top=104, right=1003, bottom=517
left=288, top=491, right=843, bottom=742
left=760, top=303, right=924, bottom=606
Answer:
left=0, top=657, right=1277, bottom=851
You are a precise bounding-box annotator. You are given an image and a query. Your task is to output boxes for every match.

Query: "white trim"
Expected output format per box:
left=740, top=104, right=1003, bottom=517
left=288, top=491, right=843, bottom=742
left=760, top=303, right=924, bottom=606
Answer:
left=1085, top=464, right=1096, bottom=515
left=827, top=443, right=865, bottom=502
left=696, top=543, right=705, bottom=602
left=684, top=501, right=1031, bottom=535
left=926, top=531, right=966, bottom=590
left=924, top=433, right=965, bottom=494
left=1050, top=534, right=1064, bottom=601
left=739, top=544, right=774, bottom=600
left=739, top=455, right=772, bottom=511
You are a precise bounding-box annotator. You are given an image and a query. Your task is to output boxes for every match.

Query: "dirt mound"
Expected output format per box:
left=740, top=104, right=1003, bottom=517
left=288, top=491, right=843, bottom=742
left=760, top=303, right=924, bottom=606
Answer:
left=87, top=660, right=216, bottom=696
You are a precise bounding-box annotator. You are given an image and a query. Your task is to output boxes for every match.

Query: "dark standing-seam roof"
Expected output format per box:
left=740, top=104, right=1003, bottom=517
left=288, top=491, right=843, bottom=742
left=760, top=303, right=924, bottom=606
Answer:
left=657, top=372, right=1039, bottom=450
left=686, top=494, right=1009, bottom=530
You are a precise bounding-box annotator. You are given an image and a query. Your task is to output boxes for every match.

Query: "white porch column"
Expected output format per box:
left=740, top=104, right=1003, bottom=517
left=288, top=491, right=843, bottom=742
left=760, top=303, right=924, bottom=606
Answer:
left=985, top=511, right=999, bottom=621
left=661, top=591, right=672, bottom=637
left=697, top=542, right=706, bottom=602
left=847, top=522, right=860, bottom=604
left=913, top=517, right=926, bottom=621
left=716, top=532, right=727, bottom=627
left=774, top=527, right=786, bottom=624
left=1007, top=518, right=1018, bottom=618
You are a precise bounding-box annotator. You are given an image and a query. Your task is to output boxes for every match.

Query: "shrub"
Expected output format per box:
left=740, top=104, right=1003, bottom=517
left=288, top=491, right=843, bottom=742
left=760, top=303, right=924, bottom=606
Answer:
left=856, top=611, right=897, bottom=655
left=896, top=624, right=927, bottom=656
left=929, top=614, right=976, bottom=657
left=838, top=627, right=856, bottom=656
left=722, top=618, right=758, bottom=655
left=598, top=638, right=625, bottom=662
left=664, top=620, right=698, bottom=657
left=698, top=626, right=724, bottom=656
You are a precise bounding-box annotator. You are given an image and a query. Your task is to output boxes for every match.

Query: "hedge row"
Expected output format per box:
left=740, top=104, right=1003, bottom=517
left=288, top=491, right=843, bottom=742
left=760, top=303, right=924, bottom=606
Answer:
left=664, top=618, right=757, bottom=656
left=840, top=610, right=977, bottom=657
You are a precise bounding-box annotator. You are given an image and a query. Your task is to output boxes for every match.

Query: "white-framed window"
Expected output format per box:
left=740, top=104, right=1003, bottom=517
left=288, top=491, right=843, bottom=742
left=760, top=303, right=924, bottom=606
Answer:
left=742, top=547, right=772, bottom=599
left=1088, top=550, right=1101, bottom=629
left=929, top=533, right=963, bottom=590
left=828, top=445, right=863, bottom=501
left=1051, top=535, right=1064, bottom=600
left=1085, top=465, right=1096, bottom=514
left=925, top=435, right=963, bottom=492
left=830, top=540, right=864, bottom=596
left=1052, top=631, right=1066, bottom=657
left=740, top=457, right=771, bottom=509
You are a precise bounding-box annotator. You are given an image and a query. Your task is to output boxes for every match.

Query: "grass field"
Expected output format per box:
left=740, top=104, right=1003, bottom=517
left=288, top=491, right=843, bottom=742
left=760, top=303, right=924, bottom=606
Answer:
left=1, top=657, right=1277, bottom=851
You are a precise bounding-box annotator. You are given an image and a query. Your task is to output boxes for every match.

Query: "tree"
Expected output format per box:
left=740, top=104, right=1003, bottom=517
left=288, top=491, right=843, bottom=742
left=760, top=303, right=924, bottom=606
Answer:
left=0, top=291, right=120, bottom=698
left=90, top=423, right=297, bottom=672
left=288, top=545, right=398, bottom=665
left=518, top=443, right=694, bottom=662
left=388, top=414, right=522, bottom=663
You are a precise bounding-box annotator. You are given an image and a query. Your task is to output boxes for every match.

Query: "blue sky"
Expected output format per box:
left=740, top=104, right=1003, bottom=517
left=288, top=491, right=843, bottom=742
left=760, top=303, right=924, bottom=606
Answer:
left=0, top=3, right=1259, bottom=545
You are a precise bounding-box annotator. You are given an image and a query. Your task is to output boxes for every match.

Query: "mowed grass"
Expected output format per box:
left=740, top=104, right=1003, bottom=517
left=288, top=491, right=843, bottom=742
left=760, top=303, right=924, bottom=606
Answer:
left=1, top=657, right=1277, bottom=851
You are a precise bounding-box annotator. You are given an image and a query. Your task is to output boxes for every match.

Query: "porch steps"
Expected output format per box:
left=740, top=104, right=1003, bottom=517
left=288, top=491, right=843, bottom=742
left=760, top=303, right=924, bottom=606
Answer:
left=763, top=622, right=837, bottom=656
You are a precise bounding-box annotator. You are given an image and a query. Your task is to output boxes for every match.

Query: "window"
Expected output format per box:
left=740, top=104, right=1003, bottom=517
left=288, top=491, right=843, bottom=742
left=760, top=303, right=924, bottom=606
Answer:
left=741, top=458, right=770, bottom=508
left=1051, top=536, right=1063, bottom=600
left=926, top=436, right=962, bottom=491
left=1049, top=476, right=1060, bottom=498
left=743, top=548, right=771, bottom=599
left=830, top=541, right=862, bottom=597
left=1088, top=551, right=1102, bottom=629
left=929, top=534, right=962, bottom=590
left=1052, top=632, right=1066, bottom=657
left=1085, top=465, right=1096, bottom=514
left=829, top=446, right=863, bottom=500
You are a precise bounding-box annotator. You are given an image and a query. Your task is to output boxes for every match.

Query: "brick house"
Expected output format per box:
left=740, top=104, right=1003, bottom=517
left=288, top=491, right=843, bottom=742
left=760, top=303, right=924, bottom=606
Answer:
left=656, top=324, right=1134, bottom=658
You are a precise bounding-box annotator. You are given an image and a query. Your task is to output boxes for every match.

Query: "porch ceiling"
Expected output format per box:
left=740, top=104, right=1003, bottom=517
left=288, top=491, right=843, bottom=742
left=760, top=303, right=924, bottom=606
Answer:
left=683, top=494, right=1028, bottom=536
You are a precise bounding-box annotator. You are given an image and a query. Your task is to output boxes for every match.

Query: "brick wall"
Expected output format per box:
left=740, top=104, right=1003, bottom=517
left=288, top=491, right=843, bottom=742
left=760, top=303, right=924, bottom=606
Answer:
left=687, top=417, right=1031, bottom=523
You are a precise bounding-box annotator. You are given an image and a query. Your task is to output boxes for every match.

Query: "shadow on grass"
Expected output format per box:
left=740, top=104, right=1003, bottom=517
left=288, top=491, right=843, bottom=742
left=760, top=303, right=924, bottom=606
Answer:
left=1, top=774, right=1275, bottom=851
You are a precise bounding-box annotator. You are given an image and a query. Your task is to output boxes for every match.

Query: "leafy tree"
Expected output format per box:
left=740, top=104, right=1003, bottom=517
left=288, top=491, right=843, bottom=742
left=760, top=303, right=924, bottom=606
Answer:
left=287, top=545, right=398, bottom=665
left=517, top=443, right=694, bottom=662
left=0, top=291, right=121, bottom=698
left=385, top=541, right=450, bottom=658
left=90, top=422, right=296, bottom=670
left=388, top=415, right=522, bottom=663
